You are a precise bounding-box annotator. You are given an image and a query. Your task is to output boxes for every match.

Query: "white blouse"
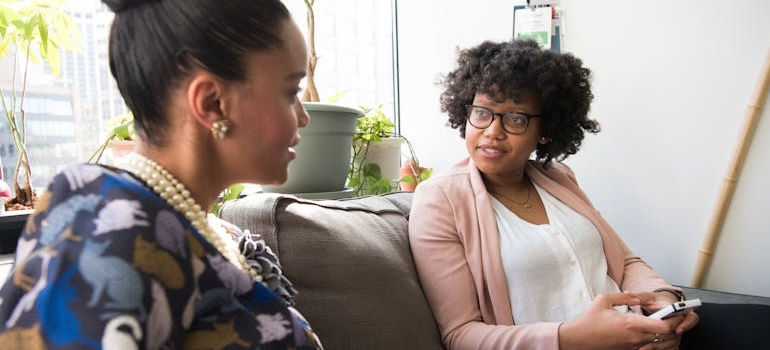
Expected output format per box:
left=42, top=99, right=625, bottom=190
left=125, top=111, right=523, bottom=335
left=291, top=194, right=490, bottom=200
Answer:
left=491, top=183, right=623, bottom=325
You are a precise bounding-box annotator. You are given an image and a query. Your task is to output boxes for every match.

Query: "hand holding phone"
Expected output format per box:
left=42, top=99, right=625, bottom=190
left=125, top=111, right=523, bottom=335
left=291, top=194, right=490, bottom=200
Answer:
left=648, top=298, right=701, bottom=319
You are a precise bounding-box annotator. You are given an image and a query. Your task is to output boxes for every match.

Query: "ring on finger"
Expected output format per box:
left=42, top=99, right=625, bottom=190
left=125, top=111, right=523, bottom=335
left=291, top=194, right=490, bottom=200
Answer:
left=652, top=333, right=662, bottom=343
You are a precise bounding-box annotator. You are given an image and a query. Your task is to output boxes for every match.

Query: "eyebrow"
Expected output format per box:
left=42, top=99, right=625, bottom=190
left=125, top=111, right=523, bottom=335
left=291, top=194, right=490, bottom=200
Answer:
left=287, top=70, right=306, bottom=80
left=474, top=105, right=522, bottom=113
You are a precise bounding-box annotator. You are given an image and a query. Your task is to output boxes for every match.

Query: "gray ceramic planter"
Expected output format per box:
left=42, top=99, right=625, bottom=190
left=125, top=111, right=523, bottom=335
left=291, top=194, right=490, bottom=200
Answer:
left=262, top=102, right=362, bottom=195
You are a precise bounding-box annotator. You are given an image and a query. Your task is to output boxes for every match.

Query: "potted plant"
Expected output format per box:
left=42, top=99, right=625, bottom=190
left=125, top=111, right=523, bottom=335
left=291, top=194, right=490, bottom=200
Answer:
left=398, top=137, right=432, bottom=191
left=0, top=0, right=79, bottom=211
left=261, top=0, right=362, bottom=196
left=88, top=112, right=135, bottom=164
left=347, top=105, right=399, bottom=196
left=348, top=105, right=431, bottom=196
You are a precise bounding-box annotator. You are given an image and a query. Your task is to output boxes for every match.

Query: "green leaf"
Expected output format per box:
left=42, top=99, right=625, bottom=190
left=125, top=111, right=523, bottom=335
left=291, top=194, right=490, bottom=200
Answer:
left=353, top=104, right=395, bottom=140
left=210, top=183, right=245, bottom=215
left=420, top=168, right=433, bottom=181
left=104, top=112, right=135, bottom=140
left=35, top=13, right=49, bottom=56
left=398, top=175, right=416, bottom=185
left=325, top=90, right=350, bottom=103
left=113, top=120, right=133, bottom=140
left=346, top=177, right=361, bottom=189
left=362, top=163, right=382, bottom=178
left=222, top=183, right=244, bottom=201
left=372, top=178, right=392, bottom=194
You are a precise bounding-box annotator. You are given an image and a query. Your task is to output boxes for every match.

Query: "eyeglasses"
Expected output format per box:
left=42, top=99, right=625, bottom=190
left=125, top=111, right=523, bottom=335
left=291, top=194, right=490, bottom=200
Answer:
left=465, top=105, right=540, bottom=135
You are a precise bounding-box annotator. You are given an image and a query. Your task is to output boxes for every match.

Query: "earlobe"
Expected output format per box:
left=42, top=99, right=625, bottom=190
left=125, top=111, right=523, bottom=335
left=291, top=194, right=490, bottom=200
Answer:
left=539, top=136, right=551, bottom=144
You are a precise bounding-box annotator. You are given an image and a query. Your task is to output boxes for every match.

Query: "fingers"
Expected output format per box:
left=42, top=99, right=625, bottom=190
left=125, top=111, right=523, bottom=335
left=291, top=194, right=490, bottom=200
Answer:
left=633, top=291, right=658, bottom=303
left=638, top=313, right=691, bottom=349
left=595, top=292, right=641, bottom=308
left=662, top=311, right=699, bottom=333
left=637, top=332, right=681, bottom=350
left=676, top=310, right=699, bottom=333
left=635, top=291, right=679, bottom=315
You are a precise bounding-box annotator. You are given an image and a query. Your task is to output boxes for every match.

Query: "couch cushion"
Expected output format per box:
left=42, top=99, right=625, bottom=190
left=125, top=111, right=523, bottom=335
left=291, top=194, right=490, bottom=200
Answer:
left=219, top=191, right=443, bottom=350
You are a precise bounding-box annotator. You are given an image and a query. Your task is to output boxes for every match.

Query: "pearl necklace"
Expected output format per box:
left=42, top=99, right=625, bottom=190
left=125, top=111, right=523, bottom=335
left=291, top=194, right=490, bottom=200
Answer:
left=117, top=153, right=260, bottom=280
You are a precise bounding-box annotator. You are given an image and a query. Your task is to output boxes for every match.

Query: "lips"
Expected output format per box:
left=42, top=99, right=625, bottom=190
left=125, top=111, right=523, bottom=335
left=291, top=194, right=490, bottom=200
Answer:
left=288, top=147, right=297, bottom=160
left=287, top=133, right=303, bottom=160
left=479, top=144, right=507, bottom=153
left=475, top=144, right=508, bottom=159
left=480, top=146, right=502, bottom=153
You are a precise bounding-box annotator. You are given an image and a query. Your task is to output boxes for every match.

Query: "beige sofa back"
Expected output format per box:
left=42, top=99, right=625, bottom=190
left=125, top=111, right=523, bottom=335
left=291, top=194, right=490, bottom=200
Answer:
left=219, top=191, right=444, bottom=350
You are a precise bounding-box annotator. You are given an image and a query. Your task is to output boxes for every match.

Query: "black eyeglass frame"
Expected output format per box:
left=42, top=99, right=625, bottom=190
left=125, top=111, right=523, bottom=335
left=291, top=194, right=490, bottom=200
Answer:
left=465, top=105, right=541, bottom=135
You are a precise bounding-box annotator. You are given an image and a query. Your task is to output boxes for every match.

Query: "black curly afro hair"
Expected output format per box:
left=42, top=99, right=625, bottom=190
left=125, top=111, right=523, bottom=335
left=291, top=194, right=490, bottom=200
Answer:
left=439, top=39, right=599, bottom=167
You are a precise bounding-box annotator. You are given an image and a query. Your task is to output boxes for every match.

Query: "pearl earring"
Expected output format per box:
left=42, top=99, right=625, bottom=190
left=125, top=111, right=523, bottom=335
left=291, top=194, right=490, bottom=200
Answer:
left=211, top=118, right=232, bottom=140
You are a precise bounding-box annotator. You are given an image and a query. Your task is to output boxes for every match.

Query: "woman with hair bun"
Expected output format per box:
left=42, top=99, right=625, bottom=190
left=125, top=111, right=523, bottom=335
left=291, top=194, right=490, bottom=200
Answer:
left=0, top=0, right=323, bottom=348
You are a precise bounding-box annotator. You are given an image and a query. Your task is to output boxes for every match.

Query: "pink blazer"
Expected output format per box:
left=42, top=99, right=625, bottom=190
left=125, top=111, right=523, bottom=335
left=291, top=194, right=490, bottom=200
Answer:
left=408, top=158, right=678, bottom=350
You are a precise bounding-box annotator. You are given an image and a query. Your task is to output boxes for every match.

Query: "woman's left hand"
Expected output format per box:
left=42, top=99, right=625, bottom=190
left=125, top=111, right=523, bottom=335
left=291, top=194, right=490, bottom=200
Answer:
left=634, top=312, right=698, bottom=350
left=634, top=292, right=700, bottom=349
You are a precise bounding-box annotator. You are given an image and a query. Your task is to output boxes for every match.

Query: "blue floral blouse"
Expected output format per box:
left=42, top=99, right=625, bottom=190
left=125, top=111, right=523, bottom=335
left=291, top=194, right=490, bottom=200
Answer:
left=0, top=164, right=323, bottom=349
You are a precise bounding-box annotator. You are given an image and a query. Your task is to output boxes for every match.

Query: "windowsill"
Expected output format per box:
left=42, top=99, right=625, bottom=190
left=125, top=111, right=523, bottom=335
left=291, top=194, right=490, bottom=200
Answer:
left=0, top=253, right=13, bottom=284
left=0, top=209, right=31, bottom=254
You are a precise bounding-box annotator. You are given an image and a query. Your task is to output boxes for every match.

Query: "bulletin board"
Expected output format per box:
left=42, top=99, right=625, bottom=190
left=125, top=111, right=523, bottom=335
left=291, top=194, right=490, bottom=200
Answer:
left=513, top=0, right=563, bottom=52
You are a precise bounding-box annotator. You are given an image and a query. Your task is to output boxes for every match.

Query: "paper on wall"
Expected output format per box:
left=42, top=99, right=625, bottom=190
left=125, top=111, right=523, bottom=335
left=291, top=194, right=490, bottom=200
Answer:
left=513, top=6, right=552, bottom=49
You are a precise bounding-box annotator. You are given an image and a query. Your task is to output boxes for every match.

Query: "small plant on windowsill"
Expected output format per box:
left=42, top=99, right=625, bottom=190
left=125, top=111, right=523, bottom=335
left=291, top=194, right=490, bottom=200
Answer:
left=347, top=105, right=394, bottom=196
left=398, top=137, right=432, bottom=191
left=347, top=105, right=431, bottom=196
left=87, top=112, right=135, bottom=164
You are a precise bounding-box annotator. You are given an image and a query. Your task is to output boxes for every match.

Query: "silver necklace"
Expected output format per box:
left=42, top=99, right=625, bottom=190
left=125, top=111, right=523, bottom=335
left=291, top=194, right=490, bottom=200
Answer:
left=117, top=153, right=260, bottom=280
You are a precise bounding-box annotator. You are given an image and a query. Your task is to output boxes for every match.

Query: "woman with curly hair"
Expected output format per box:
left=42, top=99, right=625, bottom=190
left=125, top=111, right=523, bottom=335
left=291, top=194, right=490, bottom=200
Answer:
left=408, top=39, right=698, bottom=349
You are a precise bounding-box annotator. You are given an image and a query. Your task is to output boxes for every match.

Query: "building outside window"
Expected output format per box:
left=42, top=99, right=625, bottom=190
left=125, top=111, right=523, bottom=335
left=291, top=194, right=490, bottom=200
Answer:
left=0, top=0, right=397, bottom=194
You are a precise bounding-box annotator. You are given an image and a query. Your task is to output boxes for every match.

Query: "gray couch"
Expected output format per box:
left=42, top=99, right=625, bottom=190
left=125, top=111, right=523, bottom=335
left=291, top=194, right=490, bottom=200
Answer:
left=219, top=191, right=770, bottom=350
left=220, top=191, right=444, bottom=350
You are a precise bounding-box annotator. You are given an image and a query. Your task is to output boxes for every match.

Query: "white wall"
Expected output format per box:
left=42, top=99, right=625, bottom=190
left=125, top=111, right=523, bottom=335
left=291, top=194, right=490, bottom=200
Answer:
left=397, top=0, right=770, bottom=297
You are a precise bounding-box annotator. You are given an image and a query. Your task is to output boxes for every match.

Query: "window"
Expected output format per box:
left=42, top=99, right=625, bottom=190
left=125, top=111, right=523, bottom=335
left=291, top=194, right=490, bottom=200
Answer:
left=0, top=0, right=397, bottom=192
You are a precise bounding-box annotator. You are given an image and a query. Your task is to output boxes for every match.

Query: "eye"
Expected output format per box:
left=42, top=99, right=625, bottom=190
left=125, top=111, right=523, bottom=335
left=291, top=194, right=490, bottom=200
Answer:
left=290, top=87, right=303, bottom=101
left=503, top=114, right=528, bottom=127
left=472, top=107, right=491, bottom=119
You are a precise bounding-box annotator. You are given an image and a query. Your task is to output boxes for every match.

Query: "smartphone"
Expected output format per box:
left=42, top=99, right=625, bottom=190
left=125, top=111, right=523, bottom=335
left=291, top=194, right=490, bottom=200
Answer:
left=648, top=298, right=702, bottom=319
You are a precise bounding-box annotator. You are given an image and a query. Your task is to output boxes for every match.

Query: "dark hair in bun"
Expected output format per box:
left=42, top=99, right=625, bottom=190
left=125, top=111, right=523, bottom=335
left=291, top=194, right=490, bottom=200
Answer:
left=106, top=0, right=291, bottom=145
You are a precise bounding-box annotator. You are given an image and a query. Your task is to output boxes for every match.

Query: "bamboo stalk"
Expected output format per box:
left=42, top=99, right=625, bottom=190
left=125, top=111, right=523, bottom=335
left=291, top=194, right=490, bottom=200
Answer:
left=691, top=48, right=770, bottom=287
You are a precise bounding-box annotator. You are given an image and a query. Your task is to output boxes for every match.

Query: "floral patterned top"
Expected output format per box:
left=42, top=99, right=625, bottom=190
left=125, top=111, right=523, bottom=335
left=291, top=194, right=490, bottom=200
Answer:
left=0, top=164, right=323, bottom=349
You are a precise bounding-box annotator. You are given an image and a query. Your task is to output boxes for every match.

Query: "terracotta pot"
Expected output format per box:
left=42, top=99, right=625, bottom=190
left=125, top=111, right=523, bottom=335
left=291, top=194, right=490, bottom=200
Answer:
left=399, top=158, right=426, bottom=191
left=108, top=140, right=136, bottom=159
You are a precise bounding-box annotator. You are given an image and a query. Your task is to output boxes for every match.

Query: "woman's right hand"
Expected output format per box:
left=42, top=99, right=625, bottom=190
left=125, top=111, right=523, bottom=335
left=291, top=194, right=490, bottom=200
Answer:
left=558, top=293, right=676, bottom=350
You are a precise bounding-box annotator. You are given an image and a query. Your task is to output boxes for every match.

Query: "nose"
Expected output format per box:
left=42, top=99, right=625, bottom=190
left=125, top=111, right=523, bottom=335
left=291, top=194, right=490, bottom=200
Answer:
left=483, top=115, right=505, bottom=137
left=294, top=99, right=310, bottom=128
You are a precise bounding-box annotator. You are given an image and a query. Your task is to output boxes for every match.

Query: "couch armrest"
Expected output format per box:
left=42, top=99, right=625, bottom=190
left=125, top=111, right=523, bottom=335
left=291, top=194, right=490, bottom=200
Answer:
left=678, top=286, right=770, bottom=305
